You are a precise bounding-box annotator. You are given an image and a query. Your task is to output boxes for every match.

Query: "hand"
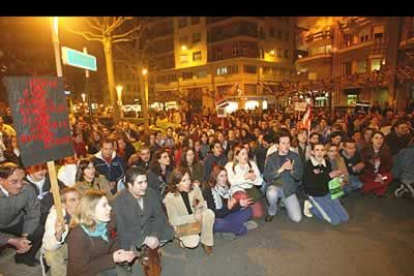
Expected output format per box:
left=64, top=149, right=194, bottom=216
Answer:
left=55, top=219, right=66, bottom=241
left=374, top=174, right=383, bottom=183
left=239, top=197, right=253, bottom=207
left=8, top=237, right=32, bottom=253
left=113, top=249, right=135, bottom=263
left=109, top=182, right=116, bottom=190
left=282, top=159, right=294, bottom=171
left=353, top=162, right=365, bottom=172
left=244, top=172, right=257, bottom=181
left=144, top=236, right=160, bottom=250
left=194, top=213, right=203, bottom=222
left=227, top=197, right=238, bottom=210
left=329, top=170, right=343, bottom=178
left=193, top=180, right=201, bottom=187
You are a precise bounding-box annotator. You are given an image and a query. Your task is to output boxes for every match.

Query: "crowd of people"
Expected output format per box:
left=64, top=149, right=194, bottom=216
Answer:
left=1, top=101, right=414, bottom=276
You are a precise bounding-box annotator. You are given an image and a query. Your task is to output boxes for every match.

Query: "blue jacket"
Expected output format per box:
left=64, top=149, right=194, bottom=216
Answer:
left=94, top=151, right=126, bottom=193
left=392, top=144, right=414, bottom=183
left=264, top=150, right=303, bottom=197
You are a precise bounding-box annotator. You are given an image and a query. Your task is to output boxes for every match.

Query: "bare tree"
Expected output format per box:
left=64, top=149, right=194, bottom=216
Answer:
left=65, top=17, right=148, bottom=123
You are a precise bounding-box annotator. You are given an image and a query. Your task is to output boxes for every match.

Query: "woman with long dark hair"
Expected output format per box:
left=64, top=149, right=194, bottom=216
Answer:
left=180, top=147, right=204, bottom=185
left=74, top=156, right=113, bottom=199
left=147, top=148, right=173, bottom=197
left=360, top=131, right=393, bottom=197
left=203, top=166, right=257, bottom=240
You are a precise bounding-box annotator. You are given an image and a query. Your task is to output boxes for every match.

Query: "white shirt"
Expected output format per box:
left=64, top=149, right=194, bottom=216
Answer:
left=0, top=183, right=9, bottom=197
left=225, top=161, right=263, bottom=194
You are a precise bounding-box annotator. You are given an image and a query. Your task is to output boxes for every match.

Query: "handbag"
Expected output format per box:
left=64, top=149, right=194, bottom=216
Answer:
left=175, top=221, right=202, bottom=238
left=140, top=245, right=162, bottom=276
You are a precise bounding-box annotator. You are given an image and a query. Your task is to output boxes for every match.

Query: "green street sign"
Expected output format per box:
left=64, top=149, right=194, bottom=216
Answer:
left=61, top=47, right=97, bottom=71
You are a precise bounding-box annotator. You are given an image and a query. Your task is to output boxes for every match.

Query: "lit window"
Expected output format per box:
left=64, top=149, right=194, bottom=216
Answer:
left=356, top=60, right=367, bottom=73
left=371, top=59, right=381, bottom=71
left=193, top=51, right=202, bottom=61
left=180, top=54, right=188, bottom=63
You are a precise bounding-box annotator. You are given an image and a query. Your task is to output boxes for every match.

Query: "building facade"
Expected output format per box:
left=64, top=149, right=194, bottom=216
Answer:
left=147, top=17, right=297, bottom=113
left=296, top=17, right=409, bottom=112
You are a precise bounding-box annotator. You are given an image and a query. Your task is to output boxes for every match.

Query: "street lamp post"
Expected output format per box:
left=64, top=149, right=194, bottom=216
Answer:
left=116, top=85, right=123, bottom=119
left=142, top=68, right=149, bottom=132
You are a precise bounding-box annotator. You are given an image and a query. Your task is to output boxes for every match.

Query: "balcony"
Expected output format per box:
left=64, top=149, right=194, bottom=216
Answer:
left=296, top=53, right=332, bottom=64
left=208, top=21, right=259, bottom=43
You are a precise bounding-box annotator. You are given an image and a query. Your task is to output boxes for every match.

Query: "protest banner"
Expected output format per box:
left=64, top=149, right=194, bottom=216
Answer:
left=3, top=76, right=74, bottom=220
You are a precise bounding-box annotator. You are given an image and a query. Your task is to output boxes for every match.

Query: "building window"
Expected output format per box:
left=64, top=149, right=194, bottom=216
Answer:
left=215, top=49, right=222, bottom=60
left=157, top=75, right=167, bottom=83
left=193, top=51, right=202, bottom=61
left=192, top=33, right=201, bottom=44
left=374, top=25, right=384, bottom=40
left=182, top=72, right=193, bottom=80
left=277, top=30, right=283, bottom=40
left=342, top=61, right=352, bottom=75
left=269, top=28, right=275, bottom=37
left=277, top=48, right=282, bottom=57
left=167, top=74, right=177, bottom=82
left=244, top=65, right=257, bottom=74
left=197, top=70, right=207, bottom=78
left=216, top=66, right=228, bottom=76
left=284, top=49, right=289, bottom=58
left=233, top=44, right=239, bottom=56
left=308, top=72, right=317, bottom=80
left=371, top=59, right=382, bottom=71
left=178, top=17, right=187, bottom=28
left=180, top=54, right=188, bottom=63
left=284, top=32, right=289, bottom=41
left=191, top=17, right=200, bottom=25
left=228, top=65, right=238, bottom=74
left=216, top=65, right=238, bottom=76
left=356, top=60, right=367, bottom=73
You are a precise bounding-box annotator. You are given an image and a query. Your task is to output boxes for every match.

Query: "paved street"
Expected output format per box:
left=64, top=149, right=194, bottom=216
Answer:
left=1, top=192, right=414, bottom=276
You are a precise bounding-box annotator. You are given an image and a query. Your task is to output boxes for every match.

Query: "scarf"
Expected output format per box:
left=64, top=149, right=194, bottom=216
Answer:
left=81, top=221, right=108, bottom=242
left=212, top=184, right=231, bottom=210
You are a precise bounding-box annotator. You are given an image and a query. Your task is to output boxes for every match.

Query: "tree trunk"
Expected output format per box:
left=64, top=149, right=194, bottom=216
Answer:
left=103, top=36, right=120, bottom=123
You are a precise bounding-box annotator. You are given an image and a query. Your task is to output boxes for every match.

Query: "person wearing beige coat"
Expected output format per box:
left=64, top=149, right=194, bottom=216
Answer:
left=164, top=167, right=215, bottom=255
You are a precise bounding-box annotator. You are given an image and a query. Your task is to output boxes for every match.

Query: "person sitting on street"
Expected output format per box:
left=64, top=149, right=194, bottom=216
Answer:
left=203, top=140, right=228, bottom=182
left=360, top=131, right=393, bottom=197
left=129, top=145, right=152, bottom=171
left=392, top=137, right=414, bottom=198
left=385, top=119, right=413, bottom=157
left=340, top=139, right=365, bottom=194
left=0, top=162, right=43, bottom=267
left=112, top=166, right=175, bottom=274
left=180, top=147, right=204, bottom=186
left=57, top=156, right=78, bottom=188
left=302, top=143, right=349, bottom=226
left=93, top=138, right=126, bottom=195
left=164, top=167, right=215, bottom=255
left=203, top=166, right=257, bottom=240
left=42, top=187, right=81, bottom=276
left=263, top=131, right=303, bottom=223
left=24, top=163, right=55, bottom=225
left=147, top=148, right=174, bottom=197
left=74, top=156, right=113, bottom=199
left=66, top=190, right=135, bottom=276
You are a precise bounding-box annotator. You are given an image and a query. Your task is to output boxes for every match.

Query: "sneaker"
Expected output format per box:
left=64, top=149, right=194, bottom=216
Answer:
left=243, top=220, right=258, bottom=231
left=394, top=184, right=407, bottom=198
left=264, top=215, right=274, bottom=222
left=303, top=200, right=313, bottom=218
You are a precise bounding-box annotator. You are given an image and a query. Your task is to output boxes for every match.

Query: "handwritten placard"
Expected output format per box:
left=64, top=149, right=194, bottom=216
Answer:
left=3, top=77, right=74, bottom=167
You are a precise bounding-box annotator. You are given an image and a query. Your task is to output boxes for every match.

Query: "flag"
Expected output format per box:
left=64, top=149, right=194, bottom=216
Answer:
left=215, top=92, right=229, bottom=108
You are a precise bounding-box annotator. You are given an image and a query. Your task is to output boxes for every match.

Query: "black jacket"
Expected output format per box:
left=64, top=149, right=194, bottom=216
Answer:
left=303, top=158, right=333, bottom=197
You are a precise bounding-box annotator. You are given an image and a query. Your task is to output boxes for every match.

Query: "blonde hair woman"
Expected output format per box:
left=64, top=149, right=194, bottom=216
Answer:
left=164, top=167, right=215, bottom=255
left=67, top=190, right=135, bottom=276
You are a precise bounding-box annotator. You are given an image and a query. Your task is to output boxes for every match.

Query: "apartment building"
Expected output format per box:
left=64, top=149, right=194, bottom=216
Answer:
left=296, top=17, right=407, bottom=111
left=147, top=17, right=297, bottom=112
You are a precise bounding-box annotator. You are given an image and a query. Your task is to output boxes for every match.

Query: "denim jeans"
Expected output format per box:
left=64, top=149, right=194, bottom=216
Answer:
left=265, top=185, right=302, bottom=222
left=308, top=193, right=349, bottom=225
left=213, top=207, right=252, bottom=236
left=344, top=174, right=364, bottom=194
